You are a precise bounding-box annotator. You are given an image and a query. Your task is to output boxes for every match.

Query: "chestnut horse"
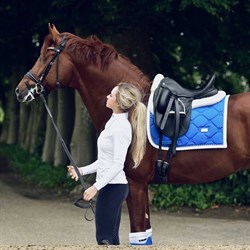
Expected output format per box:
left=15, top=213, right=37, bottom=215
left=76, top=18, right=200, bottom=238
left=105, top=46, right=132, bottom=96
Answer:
left=16, top=24, right=250, bottom=241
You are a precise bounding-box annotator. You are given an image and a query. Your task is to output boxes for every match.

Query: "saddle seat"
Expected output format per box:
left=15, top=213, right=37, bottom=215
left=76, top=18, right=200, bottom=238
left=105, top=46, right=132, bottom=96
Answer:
left=162, top=74, right=217, bottom=99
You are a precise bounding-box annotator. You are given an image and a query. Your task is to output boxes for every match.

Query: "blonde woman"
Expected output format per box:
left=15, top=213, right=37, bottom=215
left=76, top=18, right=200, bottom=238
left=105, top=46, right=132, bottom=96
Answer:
left=68, top=82, right=147, bottom=245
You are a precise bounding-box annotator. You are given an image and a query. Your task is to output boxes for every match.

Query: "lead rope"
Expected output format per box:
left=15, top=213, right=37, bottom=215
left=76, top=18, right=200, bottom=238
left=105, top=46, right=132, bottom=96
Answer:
left=40, top=93, right=95, bottom=221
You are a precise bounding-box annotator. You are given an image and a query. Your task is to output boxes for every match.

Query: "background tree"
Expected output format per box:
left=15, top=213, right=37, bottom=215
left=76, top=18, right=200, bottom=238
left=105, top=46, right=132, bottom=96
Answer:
left=0, top=0, right=249, bottom=166
left=53, top=89, right=75, bottom=166
left=41, top=93, right=57, bottom=163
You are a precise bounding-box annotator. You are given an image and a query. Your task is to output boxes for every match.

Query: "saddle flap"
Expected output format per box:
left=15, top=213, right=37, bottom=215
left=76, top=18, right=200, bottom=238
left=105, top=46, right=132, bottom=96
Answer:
left=153, top=78, right=194, bottom=138
left=154, top=86, right=172, bottom=114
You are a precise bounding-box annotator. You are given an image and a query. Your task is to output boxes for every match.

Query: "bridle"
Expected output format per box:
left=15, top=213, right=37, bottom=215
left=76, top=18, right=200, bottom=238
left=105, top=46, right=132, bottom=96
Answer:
left=23, top=36, right=66, bottom=102
left=23, top=35, right=95, bottom=220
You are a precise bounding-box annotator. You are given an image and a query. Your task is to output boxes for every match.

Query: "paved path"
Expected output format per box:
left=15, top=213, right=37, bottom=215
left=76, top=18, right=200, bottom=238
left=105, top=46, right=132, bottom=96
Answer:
left=0, top=172, right=250, bottom=248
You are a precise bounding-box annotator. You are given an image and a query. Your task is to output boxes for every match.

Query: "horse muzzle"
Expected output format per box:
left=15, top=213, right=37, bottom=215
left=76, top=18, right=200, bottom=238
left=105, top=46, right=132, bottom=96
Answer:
left=16, top=88, right=31, bottom=103
left=15, top=85, right=36, bottom=103
left=16, top=76, right=46, bottom=103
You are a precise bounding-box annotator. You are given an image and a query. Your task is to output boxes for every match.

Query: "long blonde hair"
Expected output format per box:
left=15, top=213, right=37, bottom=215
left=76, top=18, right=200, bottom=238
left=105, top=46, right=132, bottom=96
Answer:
left=116, top=82, right=147, bottom=168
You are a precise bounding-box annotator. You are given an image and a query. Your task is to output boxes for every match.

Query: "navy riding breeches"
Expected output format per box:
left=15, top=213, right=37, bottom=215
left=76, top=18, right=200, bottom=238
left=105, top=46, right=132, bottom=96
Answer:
left=95, top=184, right=128, bottom=245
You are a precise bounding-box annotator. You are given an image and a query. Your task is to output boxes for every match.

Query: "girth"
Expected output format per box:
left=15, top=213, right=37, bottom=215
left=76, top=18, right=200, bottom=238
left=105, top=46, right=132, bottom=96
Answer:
left=153, top=75, right=218, bottom=183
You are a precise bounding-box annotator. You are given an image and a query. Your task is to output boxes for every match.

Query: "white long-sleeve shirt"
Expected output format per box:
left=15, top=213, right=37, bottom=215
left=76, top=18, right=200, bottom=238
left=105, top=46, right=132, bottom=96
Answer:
left=79, top=112, right=132, bottom=190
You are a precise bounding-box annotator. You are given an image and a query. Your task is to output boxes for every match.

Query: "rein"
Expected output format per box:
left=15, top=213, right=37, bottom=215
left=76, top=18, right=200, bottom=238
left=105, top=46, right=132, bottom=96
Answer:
left=40, top=93, right=95, bottom=221
left=24, top=36, right=95, bottom=221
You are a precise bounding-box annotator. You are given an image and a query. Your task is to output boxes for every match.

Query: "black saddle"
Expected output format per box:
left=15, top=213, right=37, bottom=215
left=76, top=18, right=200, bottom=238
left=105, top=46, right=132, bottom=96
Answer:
left=153, top=74, right=218, bottom=182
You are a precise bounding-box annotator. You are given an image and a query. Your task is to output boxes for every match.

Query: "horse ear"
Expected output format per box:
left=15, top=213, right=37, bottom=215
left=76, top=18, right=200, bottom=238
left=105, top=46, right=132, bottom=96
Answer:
left=48, top=23, right=61, bottom=44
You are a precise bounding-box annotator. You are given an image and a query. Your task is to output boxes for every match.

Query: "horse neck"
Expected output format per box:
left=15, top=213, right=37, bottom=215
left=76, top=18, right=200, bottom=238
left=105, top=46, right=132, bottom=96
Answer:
left=74, top=70, right=112, bottom=132
left=71, top=56, right=150, bottom=132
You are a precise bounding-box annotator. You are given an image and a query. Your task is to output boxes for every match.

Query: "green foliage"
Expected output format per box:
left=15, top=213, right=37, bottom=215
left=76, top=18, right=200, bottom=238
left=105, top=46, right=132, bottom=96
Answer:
left=0, top=143, right=77, bottom=191
left=1, top=0, right=250, bottom=95
left=151, top=170, right=250, bottom=210
left=0, top=106, right=4, bottom=123
left=179, top=0, right=239, bottom=16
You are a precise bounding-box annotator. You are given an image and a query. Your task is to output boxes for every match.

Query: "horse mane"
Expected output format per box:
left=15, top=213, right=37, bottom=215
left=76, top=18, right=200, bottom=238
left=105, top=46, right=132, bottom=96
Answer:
left=41, top=32, right=151, bottom=99
left=65, top=33, right=121, bottom=70
left=40, top=33, right=117, bottom=70
left=67, top=33, right=152, bottom=100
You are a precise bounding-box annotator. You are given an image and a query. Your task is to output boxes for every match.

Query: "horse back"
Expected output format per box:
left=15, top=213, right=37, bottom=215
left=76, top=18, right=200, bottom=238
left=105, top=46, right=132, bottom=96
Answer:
left=227, top=92, right=250, bottom=154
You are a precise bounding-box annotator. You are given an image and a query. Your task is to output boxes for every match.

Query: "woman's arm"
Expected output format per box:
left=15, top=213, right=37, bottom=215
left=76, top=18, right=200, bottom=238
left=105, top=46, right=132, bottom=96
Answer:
left=67, top=160, right=99, bottom=181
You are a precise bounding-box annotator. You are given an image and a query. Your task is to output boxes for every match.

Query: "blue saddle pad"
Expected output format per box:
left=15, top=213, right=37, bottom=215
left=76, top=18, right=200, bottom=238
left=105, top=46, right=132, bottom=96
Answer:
left=148, top=95, right=229, bottom=150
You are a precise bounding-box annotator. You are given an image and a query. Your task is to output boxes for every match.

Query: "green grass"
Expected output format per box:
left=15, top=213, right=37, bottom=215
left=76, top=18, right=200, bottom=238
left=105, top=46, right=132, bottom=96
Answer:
left=0, top=106, right=4, bottom=123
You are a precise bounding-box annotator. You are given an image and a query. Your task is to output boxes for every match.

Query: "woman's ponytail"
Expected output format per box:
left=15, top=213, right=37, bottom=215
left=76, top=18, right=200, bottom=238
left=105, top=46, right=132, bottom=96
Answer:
left=129, top=102, right=147, bottom=168
left=116, top=82, right=147, bottom=168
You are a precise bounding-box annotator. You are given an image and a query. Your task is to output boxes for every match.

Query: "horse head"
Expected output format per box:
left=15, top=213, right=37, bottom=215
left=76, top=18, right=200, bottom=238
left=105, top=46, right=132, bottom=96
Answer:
left=15, top=23, right=73, bottom=103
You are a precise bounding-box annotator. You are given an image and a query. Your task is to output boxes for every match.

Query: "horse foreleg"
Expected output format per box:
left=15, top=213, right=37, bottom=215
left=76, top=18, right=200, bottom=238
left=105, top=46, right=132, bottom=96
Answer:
left=126, top=178, right=153, bottom=245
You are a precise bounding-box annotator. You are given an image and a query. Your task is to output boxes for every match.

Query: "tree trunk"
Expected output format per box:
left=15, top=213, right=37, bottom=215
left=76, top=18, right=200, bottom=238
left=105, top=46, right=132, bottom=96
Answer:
left=0, top=103, right=9, bottom=143
left=18, top=104, right=30, bottom=148
left=42, top=92, right=57, bottom=163
left=1, top=70, right=18, bottom=144
left=25, top=100, right=46, bottom=154
left=53, top=88, right=75, bottom=167
left=23, top=103, right=34, bottom=150
left=70, top=91, right=96, bottom=167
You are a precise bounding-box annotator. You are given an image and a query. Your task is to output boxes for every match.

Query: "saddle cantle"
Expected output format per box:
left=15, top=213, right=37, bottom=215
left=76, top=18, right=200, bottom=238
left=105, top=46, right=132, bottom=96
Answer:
left=153, top=74, right=218, bottom=182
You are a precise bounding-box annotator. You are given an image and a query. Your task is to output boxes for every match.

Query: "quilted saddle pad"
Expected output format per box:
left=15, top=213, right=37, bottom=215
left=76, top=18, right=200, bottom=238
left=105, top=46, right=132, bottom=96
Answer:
left=147, top=93, right=229, bottom=151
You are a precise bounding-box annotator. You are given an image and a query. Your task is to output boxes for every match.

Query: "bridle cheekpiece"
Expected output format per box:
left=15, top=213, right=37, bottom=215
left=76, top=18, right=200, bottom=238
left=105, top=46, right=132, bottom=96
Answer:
left=24, top=36, right=66, bottom=102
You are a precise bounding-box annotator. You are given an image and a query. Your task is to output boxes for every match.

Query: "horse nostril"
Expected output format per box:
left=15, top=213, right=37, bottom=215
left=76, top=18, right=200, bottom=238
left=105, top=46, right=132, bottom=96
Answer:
left=15, top=87, right=19, bottom=95
left=26, top=95, right=32, bottom=102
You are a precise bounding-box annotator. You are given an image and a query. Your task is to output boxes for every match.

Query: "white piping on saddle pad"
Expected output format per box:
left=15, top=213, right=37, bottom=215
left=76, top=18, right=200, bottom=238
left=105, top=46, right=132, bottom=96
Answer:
left=151, top=73, right=164, bottom=92
left=192, top=91, right=226, bottom=108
